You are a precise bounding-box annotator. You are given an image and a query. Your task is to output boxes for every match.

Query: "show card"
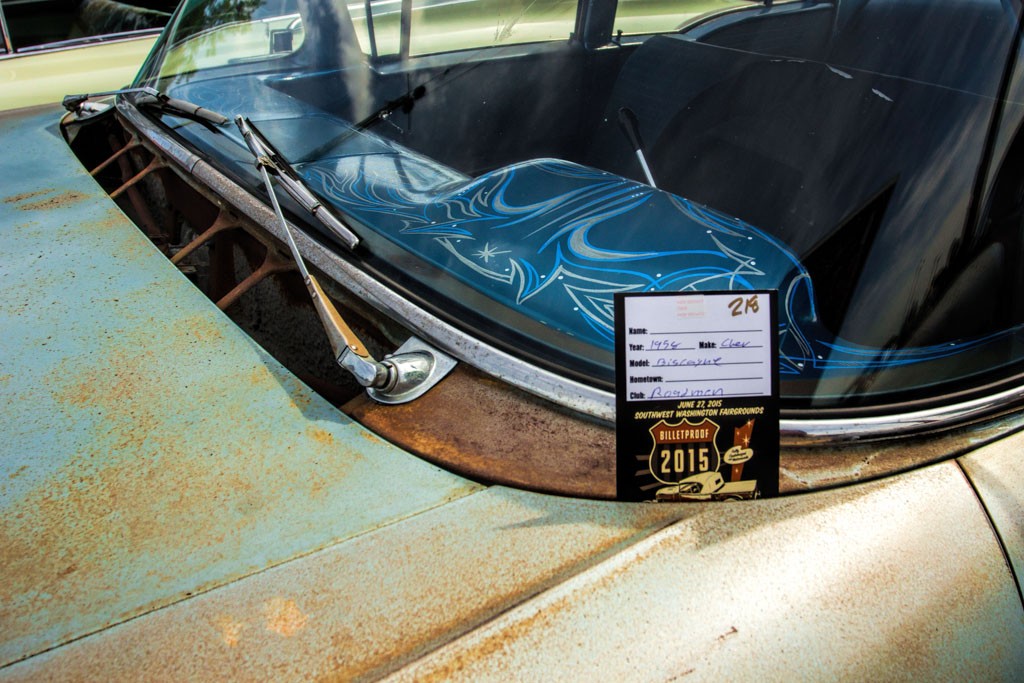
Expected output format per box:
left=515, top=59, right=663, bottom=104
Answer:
left=614, top=290, right=780, bottom=502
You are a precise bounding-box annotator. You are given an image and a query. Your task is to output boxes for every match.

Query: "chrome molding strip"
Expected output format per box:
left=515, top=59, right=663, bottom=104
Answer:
left=118, top=103, right=1024, bottom=444
left=781, top=384, right=1024, bottom=444
left=0, top=29, right=161, bottom=59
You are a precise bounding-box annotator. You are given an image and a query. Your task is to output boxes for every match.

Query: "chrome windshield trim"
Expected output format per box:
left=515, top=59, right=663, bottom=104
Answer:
left=119, top=103, right=615, bottom=420
left=781, top=384, right=1024, bottom=445
left=119, top=103, right=1024, bottom=444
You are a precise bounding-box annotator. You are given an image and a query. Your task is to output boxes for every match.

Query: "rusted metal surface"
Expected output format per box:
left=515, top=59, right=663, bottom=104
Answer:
left=384, top=462, right=1024, bottom=682
left=169, top=208, right=240, bottom=265
left=960, top=429, right=1024, bottom=598
left=0, top=107, right=481, bottom=667
left=779, top=409, right=1024, bottom=491
left=5, top=461, right=1020, bottom=681
left=2, top=106, right=1021, bottom=680
left=0, top=488, right=685, bottom=681
left=108, top=154, right=165, bottom=200
left=347, top=365, right=618, bottom=498
left=97, top=130, right=165, bottom=248
left=89, top=136, right=141, bottom=177
left=348, top=365, right=1024, bottom=499
left=215, top=246, right=295, bottom=311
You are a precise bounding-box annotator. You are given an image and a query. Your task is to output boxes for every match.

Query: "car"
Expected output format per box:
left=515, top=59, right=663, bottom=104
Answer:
left=0, top=0, right=177, bottom=110
left=2, top=0, right=1023, bottom=679
left=654, top=471, right=758, bottom=502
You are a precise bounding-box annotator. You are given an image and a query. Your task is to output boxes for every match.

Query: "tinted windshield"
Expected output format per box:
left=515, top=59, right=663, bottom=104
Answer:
left=135, top=0, right=1024, bottom=412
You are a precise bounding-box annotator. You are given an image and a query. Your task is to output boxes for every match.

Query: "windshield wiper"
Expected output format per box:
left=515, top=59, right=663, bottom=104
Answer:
left=236, top=116, right=456, bottom=404
left=63, top=86, right=229, bottom=127
left=235, top=115, right=360, bottom=251
left=71, top=86, right=453, bottom=402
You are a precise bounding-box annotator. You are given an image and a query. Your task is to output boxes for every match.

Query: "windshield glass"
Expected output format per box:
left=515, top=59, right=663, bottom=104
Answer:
left=134, top=0, right=1024, bottom=412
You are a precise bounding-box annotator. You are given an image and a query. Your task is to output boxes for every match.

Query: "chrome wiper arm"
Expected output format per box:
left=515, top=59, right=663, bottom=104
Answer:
left=63, top=86, right=228, bottom=127
left=234, top=115, right=455, bottom=404
left=235, top=115, right=359, bottom=251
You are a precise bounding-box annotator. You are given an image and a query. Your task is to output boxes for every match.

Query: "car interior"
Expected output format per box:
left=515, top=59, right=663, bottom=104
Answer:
left=257, top=0, right=1022, bottom=352
left=58, top=0, right=1024, bottom=412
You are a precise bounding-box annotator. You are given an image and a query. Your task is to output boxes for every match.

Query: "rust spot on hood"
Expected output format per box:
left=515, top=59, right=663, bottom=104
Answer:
left=8, top=190, right=89, bottom=211
left=308, top=427, right=335, bottom=446
left=263, top=597, right=308, bottom=637
left=216, top=615, right=247, bottom=647
left=3, top=189, right=51, bottom=204
left=400, top=582, right=586, bottom=683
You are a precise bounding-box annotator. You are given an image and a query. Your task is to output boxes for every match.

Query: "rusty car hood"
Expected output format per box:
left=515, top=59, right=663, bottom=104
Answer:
left=0, top=105, right=481, bottom=664
left=1, top=106, right=1022, bottom=680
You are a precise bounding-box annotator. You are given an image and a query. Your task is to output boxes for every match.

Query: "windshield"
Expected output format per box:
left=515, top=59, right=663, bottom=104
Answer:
left=133, top=0, right=1024, bottom=412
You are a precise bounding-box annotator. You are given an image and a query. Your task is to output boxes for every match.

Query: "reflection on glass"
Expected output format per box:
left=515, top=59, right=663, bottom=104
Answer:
left=613, top=0, right=756, bottom=36
left=136, top=0, right=1024, bottom=410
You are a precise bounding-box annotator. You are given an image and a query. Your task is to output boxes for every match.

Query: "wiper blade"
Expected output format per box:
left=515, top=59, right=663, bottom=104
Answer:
left=63, top=86, right=228, bottom=127
left=135, top=90, right=229, bottom=127
left=66, top=88, right=357, bottom=249
left=236, top=115, right=360, bottom=251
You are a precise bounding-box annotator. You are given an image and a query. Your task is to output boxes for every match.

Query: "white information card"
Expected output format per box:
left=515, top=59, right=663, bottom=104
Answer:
left=621, top=292, right=773, bottom=401
left=615, top=290, right=780, bottom=502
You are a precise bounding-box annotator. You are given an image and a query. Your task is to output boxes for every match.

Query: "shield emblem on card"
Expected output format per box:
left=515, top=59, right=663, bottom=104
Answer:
left=647, top=418, right=722, bottom=485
